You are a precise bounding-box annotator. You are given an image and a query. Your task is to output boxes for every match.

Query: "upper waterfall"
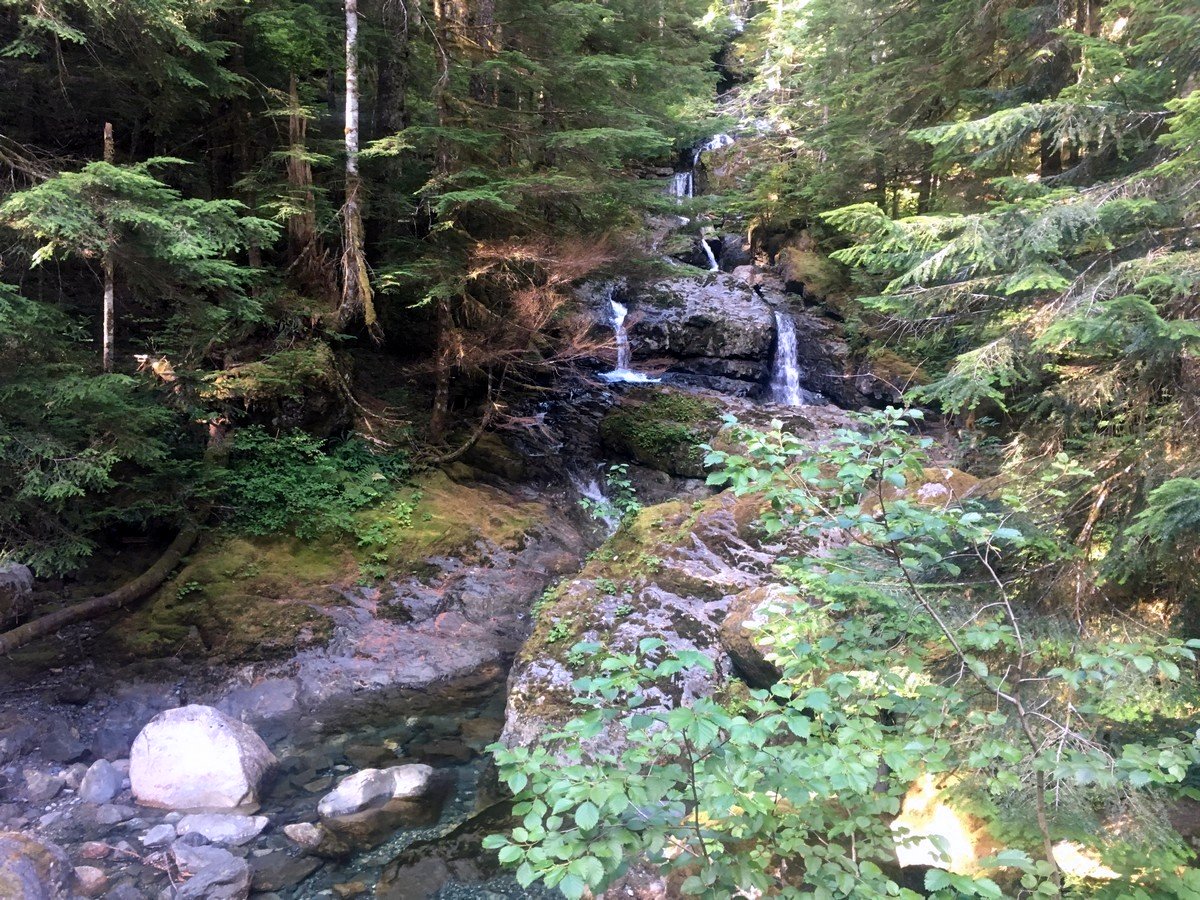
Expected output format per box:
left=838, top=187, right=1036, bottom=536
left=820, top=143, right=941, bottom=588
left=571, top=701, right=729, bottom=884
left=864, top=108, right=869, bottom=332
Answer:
left=600, top=297, right=659, bottom=384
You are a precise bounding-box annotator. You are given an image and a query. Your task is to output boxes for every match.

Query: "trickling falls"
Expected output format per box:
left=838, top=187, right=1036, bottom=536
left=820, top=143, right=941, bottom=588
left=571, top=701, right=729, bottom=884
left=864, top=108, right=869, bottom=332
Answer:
left=666, top=133, right=736, bottom=200
left=601, top=297, right=659, bottom=383
left=699, top=237, right=719, bottom=271
left=771, top=310, right=814, bottom=405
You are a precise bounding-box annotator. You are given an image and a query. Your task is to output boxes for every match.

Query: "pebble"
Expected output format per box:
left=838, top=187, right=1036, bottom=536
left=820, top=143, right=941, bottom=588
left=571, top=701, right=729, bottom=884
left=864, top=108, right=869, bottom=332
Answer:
left=23, top=768, right=65, bottom=803
left=79, top=841, right=111, bottom=859
left=140, top=823, right=177, bottom=848
left=74, top=864, right=109, bottom=898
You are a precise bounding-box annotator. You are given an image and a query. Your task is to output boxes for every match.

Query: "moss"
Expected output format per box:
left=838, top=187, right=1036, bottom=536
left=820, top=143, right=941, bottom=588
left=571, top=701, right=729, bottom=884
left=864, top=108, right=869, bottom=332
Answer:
left=777, top=248, right=845, bottom=298
left=110, top=533, right=346, bottom=662
left=204, top=341, right=341, bottom=403
left=865, top=347, right=929, bottom=388
left=111, top=470, right=550, bottom=662
left=599, top=388, right=722, bottom=477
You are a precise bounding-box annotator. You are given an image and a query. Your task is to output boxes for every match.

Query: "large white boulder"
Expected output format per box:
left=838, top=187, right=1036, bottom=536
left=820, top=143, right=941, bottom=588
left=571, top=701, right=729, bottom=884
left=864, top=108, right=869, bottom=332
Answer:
left=129, top=705, right=277, bottom=812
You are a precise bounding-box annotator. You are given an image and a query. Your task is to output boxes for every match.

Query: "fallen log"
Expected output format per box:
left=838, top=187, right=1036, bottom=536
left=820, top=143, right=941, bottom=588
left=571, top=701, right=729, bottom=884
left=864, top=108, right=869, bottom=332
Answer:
left=0, top=516, right=204, bottom=656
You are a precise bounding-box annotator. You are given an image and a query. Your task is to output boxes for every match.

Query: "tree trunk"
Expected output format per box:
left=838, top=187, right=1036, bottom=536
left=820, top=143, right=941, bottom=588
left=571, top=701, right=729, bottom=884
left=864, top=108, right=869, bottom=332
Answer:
left=102, top=122, right=115, bottom=373
left=0, top=519, right=204, bottom=656
left=429, top=297, right=453, bottom=441
left=338, top=0, right=379, bottom=335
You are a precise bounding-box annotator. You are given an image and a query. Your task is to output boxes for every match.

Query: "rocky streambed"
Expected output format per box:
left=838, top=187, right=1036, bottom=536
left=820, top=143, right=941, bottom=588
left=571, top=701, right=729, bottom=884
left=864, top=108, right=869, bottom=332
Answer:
left=0, top=259, right=897, bottom=899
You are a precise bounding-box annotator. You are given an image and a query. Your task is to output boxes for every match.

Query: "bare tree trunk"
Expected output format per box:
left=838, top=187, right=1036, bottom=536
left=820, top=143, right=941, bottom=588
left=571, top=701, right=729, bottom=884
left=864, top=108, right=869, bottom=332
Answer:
left=102, top=122, right=115, bottom=373
left=339, top=0, right=379, bottom=335
left=429, top=297, right=453, bottom=441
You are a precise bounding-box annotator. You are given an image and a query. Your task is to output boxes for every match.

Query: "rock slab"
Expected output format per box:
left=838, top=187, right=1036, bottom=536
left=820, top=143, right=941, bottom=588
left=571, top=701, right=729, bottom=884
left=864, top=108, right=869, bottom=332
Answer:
left=129, top=705, right=278, bottom=812
left=0, top=831, right=75, bottom=900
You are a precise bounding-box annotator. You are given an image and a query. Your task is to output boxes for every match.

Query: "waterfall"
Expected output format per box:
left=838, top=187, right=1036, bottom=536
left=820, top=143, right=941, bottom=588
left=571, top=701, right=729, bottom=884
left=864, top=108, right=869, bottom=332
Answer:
left=600, top=297, right=659, bottom=383
left=770, top=310, right=815, bottom=405
left=699, top=237, right=719, bottom=272
left=669, top=171, right=693, bottom=199
left=612, top=299, right=631, bottom=370
left=666, top=134, right=736, bottom=200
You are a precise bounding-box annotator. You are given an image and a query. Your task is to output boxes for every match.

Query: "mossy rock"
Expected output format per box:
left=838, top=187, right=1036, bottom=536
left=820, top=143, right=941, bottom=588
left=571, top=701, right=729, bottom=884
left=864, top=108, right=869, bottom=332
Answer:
left=777, top=248, right=845, bottom=299
left=460, top=432, right=528, bottom=481
left=111, top=471, right=549, bottom=662
left=109, top=533, right=346, bottom=662
left=599, top=388, right=722, bottom=477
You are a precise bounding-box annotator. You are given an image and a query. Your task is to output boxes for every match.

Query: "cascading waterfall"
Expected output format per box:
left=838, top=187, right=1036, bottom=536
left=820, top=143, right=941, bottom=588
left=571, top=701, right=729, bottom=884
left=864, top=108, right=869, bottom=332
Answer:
left=699, top=237, right=719, bottom=271
left=770, top=310, right=817, bottom=405
left=600, top=296, right=659, bottom=383
left=666, top=133, right=736, bottom=200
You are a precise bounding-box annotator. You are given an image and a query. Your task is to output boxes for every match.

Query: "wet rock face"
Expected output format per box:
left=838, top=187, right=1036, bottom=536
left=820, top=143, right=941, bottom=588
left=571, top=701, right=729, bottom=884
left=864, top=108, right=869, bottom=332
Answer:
left=718, top=585, right=790, bottom=689
left=580, top=274, right=775, bottom=392
left=0, top=562, right=33, bottom=627
left=129, top=705, right=278, bottom=812
left=630, top=273, right=774, bottom=376
left=502, top=488, right=784, bottom=753
left=0, top=831, right=75, bottom=900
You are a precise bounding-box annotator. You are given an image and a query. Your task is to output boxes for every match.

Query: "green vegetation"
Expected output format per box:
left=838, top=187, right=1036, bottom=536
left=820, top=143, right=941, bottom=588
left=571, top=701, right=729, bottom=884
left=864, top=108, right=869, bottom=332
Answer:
left=490, top=410, right=1200, bottom=898
left=599, top=390, right=722, bottom=477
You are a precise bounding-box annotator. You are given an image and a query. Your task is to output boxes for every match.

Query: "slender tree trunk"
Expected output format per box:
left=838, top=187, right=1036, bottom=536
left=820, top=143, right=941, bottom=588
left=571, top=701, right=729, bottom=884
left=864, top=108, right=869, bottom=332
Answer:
left=102, top=122, right=115, bottom=373
left=339, top=0, right=378, bottom=334
left=429, top=297, right=452, bottom=441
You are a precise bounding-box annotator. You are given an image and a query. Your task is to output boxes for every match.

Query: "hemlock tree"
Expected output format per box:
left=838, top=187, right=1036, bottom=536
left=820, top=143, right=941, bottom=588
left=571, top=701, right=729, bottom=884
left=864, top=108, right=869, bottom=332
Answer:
left=0, top=155, right=278, bottom=367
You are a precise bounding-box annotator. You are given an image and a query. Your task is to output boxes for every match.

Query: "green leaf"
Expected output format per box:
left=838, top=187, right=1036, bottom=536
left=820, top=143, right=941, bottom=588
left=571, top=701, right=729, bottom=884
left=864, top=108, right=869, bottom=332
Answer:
left=575, top=801, right=600, bottom=831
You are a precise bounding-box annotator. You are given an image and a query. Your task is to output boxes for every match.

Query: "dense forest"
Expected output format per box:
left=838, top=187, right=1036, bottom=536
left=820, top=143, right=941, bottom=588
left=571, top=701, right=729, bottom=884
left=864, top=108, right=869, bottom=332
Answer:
left=0, top=0, right=1199, bottom=897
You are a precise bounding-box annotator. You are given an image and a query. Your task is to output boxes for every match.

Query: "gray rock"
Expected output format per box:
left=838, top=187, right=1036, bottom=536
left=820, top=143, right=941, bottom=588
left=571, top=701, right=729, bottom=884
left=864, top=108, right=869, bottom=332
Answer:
left=171, top=842, right=251, bottom=899
left=39, top=721, right=86, bottom=763
left=176, top=813, right=268, bottom=846
left=0, top=831, right=75, bottom=899
left=140, top=823, right=177, bottom=848
left=129, top=705, right=278, bottom=812
left=248, top=851, right=321, bottom=892
left=316, top=765, right=435, bottom=818
left=0, top=562, right=33, bottom=626
left=104, top=882, right=146, bottom=900
left=74, top=864, right=109, bottom=898
left=63, top=762, right=89, bottom=791
left=282, top=822, right=351, bottom=859
left=80, top=759, right=123, bottom=804
left=94, top=804, right=136, bottom=826
left=718, top=233, right=753, bottom=271
left=22, top=767, right=65, bottom=803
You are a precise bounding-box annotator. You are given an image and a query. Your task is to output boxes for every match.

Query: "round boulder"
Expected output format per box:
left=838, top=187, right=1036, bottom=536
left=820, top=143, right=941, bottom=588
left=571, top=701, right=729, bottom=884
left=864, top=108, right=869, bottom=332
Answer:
left=130, top=705, right=278, bottom=812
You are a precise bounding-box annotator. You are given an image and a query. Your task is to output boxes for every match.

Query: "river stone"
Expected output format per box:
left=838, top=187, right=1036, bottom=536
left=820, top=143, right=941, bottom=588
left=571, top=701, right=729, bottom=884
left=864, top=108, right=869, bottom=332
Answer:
left=22, top=768, right=64, bottom=803
left=0, top=562, right=33, bottom=626
left=0, top=831, right=75, bottom=899
left=316, top=764, right=435, bottom=818
left=248, top=851, right=321, bottom=891
left=130, top=705, right=277, bottom=812
left=171, top=842, right=251, bottom=900
left=176, top=813, right=268, bottom=846
left=140, top=823, right=177, bottom=848
left=282, top=822, right=351, bottom=859
left=79, top=759, right=123, bottom=804
left=74, top=864, right=108, bottom=898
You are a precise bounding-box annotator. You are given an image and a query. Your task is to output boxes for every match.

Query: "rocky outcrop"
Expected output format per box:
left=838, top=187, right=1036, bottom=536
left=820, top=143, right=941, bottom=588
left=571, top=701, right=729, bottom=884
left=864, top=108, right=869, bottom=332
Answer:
left=0, top=832, right=75, bottom=900
left=598, top=387, right=722, bottom=477
left=504, top=489, right=780, bottom=752
left=129, top=705, right=278, bottom=812
left=0, top=563, right=33, bottom=627
left=581, top=273, right=775, bottom=394
left=718, top=585, right=790, bottom=688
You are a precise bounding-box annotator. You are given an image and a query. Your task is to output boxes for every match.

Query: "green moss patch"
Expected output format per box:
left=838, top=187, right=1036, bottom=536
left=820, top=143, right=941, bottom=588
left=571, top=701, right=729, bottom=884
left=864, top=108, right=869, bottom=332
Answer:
left=599, top=388, right=722, bottom=477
